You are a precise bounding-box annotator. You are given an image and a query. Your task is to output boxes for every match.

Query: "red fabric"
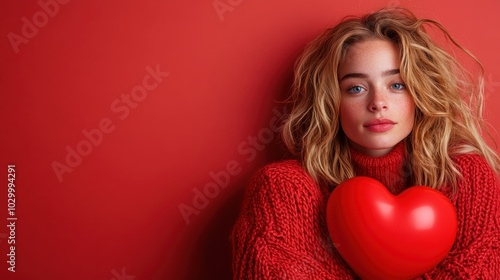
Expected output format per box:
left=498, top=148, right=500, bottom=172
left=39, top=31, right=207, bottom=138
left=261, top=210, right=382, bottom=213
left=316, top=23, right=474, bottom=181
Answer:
left=230, top=144, right=500, bottom=279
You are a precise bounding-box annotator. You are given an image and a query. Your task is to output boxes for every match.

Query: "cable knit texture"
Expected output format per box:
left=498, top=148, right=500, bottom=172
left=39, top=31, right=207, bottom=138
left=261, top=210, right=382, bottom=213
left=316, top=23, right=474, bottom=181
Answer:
left=231, top=143, right=500, bottom=279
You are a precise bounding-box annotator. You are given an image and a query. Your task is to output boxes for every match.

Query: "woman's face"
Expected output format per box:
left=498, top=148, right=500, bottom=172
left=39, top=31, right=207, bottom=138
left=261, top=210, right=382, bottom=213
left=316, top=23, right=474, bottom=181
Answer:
left=338, top=39, right=416, bottom=157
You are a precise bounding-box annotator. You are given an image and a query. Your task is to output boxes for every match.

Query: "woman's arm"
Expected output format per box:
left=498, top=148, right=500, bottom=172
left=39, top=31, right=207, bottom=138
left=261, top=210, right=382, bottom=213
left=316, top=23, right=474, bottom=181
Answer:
left=419, top=154, right=500, bottom=279
left=230, top=160, right=355, bottom=280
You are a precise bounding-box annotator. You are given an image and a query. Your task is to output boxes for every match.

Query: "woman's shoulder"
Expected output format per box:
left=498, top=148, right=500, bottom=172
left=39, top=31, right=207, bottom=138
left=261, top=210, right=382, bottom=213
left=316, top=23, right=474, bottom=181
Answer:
left=452, top=153, right=497, bottom=177
left=451, top=153, right=500, bottom=194
left=248, top=159, right=321, bottom=196
left=253, top=159, right=313, bottom=182
left=257, top=159, right=305, bottom=173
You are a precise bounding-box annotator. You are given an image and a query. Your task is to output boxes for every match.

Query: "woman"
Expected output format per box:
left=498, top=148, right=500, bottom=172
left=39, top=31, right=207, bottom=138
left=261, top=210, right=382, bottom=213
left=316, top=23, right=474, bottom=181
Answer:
left=231, top=7, right=500, bottom=279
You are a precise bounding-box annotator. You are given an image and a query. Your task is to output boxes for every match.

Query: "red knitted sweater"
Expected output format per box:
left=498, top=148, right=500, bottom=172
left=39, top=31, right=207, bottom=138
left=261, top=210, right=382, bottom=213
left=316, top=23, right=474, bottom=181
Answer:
left=231, top=143, right=500, bottom=279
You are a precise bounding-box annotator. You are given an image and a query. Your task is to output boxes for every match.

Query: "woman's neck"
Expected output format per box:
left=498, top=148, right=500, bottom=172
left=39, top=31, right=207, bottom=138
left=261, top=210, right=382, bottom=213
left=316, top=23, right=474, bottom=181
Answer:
left=349, top=142, right=409, bottom=194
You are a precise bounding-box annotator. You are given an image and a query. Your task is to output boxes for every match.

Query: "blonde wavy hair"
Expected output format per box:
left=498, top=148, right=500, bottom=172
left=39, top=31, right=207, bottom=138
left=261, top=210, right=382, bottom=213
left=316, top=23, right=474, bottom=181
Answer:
left=282, top=7, right=500, bottom=189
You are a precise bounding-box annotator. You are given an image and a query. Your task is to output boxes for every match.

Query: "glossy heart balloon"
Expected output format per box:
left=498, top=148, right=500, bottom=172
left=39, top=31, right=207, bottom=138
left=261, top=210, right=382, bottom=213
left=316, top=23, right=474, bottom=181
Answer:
left=326, top=176, right=457, bottom=280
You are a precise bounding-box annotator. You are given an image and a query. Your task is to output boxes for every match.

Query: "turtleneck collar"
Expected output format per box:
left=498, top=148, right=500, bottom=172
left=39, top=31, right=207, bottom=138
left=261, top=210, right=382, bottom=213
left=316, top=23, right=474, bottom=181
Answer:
left=349, top=142, right=408, bottom=194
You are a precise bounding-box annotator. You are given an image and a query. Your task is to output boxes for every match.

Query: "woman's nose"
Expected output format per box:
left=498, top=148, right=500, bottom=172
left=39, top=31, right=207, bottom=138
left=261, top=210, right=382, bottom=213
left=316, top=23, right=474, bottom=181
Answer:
left=368, top=89, right=388, bottom=112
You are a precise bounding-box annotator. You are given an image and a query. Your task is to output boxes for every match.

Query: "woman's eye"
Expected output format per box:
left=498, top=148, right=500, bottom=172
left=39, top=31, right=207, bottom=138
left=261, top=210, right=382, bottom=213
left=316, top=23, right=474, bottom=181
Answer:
left=347, top=86, right=364, bottom=94
left=391, top=83, right=406, bottom=90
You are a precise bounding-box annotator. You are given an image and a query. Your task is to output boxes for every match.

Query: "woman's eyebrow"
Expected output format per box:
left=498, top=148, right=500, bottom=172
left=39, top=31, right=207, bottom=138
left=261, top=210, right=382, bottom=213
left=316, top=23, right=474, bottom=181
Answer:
left=339, top=72, right=367, bottom=81
left=382, top=69, right=400, bottom=77
left=339, top=69, right=400, bottom=82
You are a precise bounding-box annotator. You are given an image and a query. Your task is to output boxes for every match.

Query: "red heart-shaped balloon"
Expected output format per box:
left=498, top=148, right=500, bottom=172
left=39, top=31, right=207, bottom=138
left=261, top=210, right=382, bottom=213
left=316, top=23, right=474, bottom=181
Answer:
left=326, top=176, right=457, bottom=280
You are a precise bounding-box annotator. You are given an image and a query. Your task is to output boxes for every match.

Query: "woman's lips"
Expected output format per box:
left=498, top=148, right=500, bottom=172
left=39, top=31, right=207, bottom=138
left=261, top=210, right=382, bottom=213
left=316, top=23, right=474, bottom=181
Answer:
left=363, top=118, right=396, bottom=132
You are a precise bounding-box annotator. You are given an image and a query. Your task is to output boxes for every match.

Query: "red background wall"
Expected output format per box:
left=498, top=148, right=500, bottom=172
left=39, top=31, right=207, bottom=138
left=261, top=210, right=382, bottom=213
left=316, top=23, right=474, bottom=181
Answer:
left=1, top=0, right=499, bottom=279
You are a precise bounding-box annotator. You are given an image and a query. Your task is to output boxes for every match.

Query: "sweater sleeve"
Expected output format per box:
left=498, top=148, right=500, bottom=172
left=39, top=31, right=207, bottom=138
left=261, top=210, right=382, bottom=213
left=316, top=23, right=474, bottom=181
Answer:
left=230, top=161, right=355, bottom=279
left=419, top=154, right=500, bottom=279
